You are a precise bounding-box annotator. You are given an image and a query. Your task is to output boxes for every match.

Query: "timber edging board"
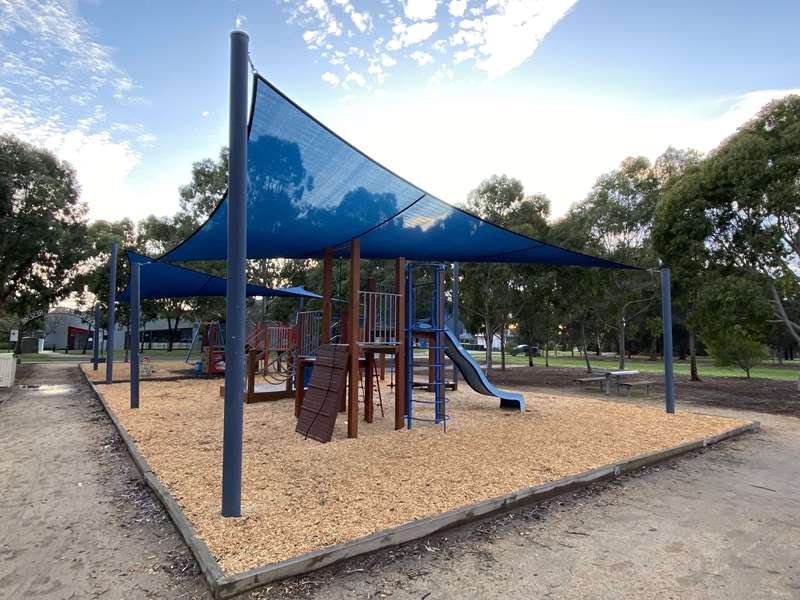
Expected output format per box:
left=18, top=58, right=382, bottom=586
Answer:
left=81, top=365, right=759, bottom=600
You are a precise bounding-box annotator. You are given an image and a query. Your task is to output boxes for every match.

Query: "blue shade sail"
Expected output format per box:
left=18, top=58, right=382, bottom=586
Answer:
left=161, top=76, right=634, bottom=270
left=117, top=252, right=321, bottom=302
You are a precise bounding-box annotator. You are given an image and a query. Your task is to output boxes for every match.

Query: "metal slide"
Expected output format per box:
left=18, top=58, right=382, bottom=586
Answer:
left=413, top=323, right=525, bottom=411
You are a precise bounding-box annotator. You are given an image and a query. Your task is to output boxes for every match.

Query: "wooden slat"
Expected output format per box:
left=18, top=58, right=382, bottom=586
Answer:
left=295, top=344, right=350, bottom=443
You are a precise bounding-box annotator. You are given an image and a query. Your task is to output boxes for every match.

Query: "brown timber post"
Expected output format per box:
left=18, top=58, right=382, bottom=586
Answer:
left=321, top=247, right=333, bottom=344
left=348, top=239, right=361, bottom=438
left=394, top=257, right=406, bottom=430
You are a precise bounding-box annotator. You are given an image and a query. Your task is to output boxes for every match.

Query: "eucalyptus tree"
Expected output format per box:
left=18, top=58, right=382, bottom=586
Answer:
left=0, top=135, right=89, bottom=317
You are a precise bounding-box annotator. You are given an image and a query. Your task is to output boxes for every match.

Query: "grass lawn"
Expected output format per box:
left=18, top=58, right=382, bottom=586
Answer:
left=412, top=347, right=799, bottom=381
left=16, top=349, right=202, bottom=363
left=483, top=352, right=800, bottom=382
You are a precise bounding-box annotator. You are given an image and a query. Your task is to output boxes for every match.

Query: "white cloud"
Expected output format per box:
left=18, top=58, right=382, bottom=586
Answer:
left=451, top=26, right=483, bottom=46
left=303, top=29, right=326, bottom=47
left=388, top=20, right=439, bottom=49
left=448, top=0, right=467, bottom=17
left=345, top=71, right=366, bottom=87
left=409, top=50, right=435, bottom=66
left=473, top=0, right=578, bottom=77
left=202, top=110, right=210, bottom=118
left=283, top=0, right=574, bottom=89
left=404, top=0, right=439, bottom=21
left=381, top=54, right=397, bottom=67
left=321, top=71, right=341, bottom=85
left=453, top=48, right=475, bottom=63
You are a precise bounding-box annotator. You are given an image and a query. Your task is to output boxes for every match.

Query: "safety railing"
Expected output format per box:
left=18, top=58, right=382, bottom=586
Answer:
left=359, top=290, right=400, bottom=345
left=246, top=321, right=292, bottom=353
left=297, top=310, right=322, bottom=357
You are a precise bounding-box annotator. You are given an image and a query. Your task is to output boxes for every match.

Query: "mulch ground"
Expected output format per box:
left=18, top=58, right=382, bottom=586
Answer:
left=82, top=363, right=746, bottom=576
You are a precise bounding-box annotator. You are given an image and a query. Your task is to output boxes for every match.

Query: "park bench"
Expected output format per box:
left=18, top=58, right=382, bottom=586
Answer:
left=618, top=380, right=654, bottom=396
left=574, top=376, right=607, bottom=393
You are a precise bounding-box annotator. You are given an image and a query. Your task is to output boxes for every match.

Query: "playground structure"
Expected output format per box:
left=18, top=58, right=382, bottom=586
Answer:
left=69, top=33, right=767, bottom=600
left=100, top=32, right=681, bottom=524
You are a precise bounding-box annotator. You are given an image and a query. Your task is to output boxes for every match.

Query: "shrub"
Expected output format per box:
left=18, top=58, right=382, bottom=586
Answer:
left=702, top=327, right=768, bottom=379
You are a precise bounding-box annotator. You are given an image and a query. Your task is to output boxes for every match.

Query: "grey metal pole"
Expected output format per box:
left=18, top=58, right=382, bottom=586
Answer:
left=452, top=262, right=460, bottom=386
left=661, top=268, right=675, bottom=413
left=106, top=243, right=117, bottom=384
left=92, top=303, right=101, bottom=371
left=221, top=29, right=249, bottom=518
left=130, top=262, right=140, bottom=409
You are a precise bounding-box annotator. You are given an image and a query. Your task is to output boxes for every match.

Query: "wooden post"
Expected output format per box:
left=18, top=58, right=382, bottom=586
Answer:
left=394, top=257, right=406, bottom=430
left=321, top=247, right=333, bottom=344
left=264, top=326, right=271, bottom=374
left=365, top=351, right=374, bottom=423
left=295, top=357, right=308, bottom=417
left=348, top=239, right=360, bottom=438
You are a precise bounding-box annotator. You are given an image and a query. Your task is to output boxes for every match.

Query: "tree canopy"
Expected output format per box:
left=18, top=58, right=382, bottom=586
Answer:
left=0, top=135, right=88, bottom=317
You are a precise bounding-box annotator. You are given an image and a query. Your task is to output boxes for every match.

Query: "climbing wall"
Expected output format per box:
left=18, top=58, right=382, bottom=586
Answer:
left=295, top=344, right=350, bottom=443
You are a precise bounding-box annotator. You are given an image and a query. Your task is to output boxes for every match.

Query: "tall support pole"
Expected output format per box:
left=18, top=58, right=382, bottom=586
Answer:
left=347, top=239, right=361, bottom=439
left=221, top=29, right=249, bottom=518
left=130, top=262, right=140, bottom=409
left=405, top=264, right=414, bottom=429
left=452, top=262, right=460, bottom=387
left=92, top=303, right=101, bottom=371
left=661, top=268, right=675, bottom=414
left=321, top=247, right=333, bottom=343
left=106, top=243, right=117, bottom=384
left=394, top=257, right=406, bottom=430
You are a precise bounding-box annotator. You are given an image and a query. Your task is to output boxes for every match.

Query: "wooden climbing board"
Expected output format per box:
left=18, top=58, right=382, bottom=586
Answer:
left=295, top=344, right=350, bottom=443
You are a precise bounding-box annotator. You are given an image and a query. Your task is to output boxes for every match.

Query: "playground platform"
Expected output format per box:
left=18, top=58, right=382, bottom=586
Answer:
left=81, top=363, right=754, bottom=584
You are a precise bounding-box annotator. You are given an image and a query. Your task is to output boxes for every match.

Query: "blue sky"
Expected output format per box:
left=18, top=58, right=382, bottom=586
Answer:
left=1, top=0, right=798, bottom=222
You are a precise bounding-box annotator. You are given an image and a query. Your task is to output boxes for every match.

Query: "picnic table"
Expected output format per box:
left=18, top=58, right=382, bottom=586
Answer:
left=605, top=370, right=640, bottom=394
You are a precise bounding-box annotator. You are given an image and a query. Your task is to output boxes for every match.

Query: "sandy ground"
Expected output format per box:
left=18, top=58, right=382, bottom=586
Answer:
left=0, top=364, right=207, bottom=600
left=82, top=364, right=745, bottom=575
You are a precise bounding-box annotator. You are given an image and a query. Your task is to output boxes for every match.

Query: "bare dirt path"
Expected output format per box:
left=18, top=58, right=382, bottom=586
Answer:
left=1, top=364, right=798, bottom=599
left=0, top=363, right=208, bottom=600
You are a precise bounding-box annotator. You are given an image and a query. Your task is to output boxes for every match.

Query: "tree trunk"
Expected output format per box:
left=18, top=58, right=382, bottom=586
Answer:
left=500, top=324, right=506, bottom=371
left=581, top=321, right=592, bottom=373
left=595, top=333, right=601, bottom=356
left=769, top=284, right=800, bottom=346
left=689, top=329, right=701, bottom=382
left=527, top=347, right=533, bottom=367
left=484, top=323, right=493, bottom=373
left=545, top=313, right=550, bottom=367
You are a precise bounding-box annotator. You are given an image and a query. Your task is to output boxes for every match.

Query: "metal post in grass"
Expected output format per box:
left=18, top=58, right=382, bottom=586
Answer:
left=106, top=242, right=117, bottom=384
left=661, top=267, right=675, bottom=413
left=452, top=262, right=460, bottom=387
left=92, top=303, right=101, bottom=371
left=130, top=262, right=140, bottom=409
left=221, top=28, right=249, bottom=518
